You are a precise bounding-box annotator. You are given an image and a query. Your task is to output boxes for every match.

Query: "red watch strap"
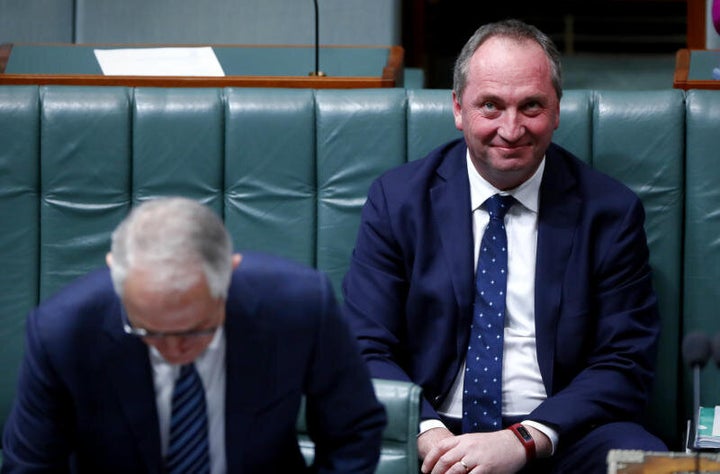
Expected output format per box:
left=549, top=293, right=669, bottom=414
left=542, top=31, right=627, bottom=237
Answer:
left=508, top=422, right=536, bottom=460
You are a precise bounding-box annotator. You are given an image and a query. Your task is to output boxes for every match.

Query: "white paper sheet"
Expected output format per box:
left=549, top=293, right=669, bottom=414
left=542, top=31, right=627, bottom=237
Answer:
left=93, top=47, right=225, bottom=76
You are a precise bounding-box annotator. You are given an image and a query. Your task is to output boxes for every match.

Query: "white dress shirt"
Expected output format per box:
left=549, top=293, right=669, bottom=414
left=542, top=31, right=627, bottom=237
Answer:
left=421, top=151, right=558, bottom=451
left=150, top=327, right=227, bottom=474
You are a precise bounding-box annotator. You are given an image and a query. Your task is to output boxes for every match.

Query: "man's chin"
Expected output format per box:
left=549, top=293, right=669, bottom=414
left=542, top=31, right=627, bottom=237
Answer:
left=494, top=145, right=534, bottom=159
left=160, top=353, right=199, bottom=366
left=492, top=155, right=533, bottom=171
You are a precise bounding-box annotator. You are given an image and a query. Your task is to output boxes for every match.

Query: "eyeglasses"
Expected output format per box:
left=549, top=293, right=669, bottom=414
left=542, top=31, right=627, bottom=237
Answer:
left=121, top=306, right=222, bottom=339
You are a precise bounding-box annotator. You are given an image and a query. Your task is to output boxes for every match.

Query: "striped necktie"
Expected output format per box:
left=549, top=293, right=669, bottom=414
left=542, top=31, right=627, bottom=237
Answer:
left=166, top=363, right=210, bottom=474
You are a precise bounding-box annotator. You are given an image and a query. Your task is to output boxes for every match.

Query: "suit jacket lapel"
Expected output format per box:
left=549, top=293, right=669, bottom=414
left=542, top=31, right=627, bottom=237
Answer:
left=534, top=146, right=581, bottom=395
left=430, top=141, right=475, bottom=349
left=102, top=299, right=163, bottom=474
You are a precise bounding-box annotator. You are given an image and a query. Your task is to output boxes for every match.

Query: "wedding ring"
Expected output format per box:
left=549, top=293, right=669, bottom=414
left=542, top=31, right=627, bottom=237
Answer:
left=460, top=460, right=469, bottom=472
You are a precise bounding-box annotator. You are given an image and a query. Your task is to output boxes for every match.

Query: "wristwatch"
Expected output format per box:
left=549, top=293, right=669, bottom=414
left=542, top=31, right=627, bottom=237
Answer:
left=508, top=422, right=536, bottom=461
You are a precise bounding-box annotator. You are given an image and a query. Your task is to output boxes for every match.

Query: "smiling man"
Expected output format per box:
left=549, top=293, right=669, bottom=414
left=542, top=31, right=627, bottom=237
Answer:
left=343, top=19, right=666, bottom=473
left=2, top=197, right=386, bottom=474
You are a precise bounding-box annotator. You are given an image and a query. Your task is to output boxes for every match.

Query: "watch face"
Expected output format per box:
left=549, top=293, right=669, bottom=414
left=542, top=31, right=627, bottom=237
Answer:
left=517, top=425, right=532, bottom=441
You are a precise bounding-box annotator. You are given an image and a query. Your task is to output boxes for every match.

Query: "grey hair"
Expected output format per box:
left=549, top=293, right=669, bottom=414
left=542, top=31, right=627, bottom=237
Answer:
left=109, top=197, right=233, bottom=299
left=452, top=19, right=563, bottom=104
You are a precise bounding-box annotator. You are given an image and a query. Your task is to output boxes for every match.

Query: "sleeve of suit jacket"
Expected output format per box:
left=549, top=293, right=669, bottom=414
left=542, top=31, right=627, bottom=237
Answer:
left=342, top=170, right=448, bottom=421
left=2, top=303, right=74, bottom=473
left=302, top=271, right=387, bottom=473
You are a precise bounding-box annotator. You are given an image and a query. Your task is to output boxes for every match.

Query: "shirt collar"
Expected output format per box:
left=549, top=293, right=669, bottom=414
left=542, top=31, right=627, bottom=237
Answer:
left=466, top=148, right=544, bottom=214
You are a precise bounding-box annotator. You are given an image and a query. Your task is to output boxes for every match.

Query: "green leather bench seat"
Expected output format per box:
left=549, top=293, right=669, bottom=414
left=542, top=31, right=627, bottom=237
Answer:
left=684, top=90, right=720, bottom=400
left=0, top=85, right=717, bottom=457
left=297, top=379, right=422, bottom=473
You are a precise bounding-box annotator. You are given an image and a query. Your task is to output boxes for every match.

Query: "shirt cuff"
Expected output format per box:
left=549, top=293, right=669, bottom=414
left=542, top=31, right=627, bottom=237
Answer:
left=521, top=420, right=558, bottom=455
left=418, top=419, right=448, bottom=437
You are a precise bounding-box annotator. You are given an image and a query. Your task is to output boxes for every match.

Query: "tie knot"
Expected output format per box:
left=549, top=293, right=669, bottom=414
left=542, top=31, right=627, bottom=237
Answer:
left=179, top=363, right=195, bottom=377
left=484, top=194, right=515, bottom=221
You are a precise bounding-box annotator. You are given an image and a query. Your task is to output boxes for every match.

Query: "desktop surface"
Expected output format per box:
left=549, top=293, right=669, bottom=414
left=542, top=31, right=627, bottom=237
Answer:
left=0, top=43, right=403, bottom=88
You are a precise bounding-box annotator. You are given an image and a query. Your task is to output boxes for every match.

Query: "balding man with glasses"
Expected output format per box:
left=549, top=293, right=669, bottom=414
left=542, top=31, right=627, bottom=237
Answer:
left=2, top=197, right=386, bottom=474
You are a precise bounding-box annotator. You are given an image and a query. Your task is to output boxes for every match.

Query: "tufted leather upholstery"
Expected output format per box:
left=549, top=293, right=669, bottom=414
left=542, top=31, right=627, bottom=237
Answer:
left=1, top=86, right=718, bottom=459
left=297, top=379, right=422, bottom=473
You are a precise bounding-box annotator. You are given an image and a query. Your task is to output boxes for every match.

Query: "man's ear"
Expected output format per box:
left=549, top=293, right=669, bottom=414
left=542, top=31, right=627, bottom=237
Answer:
left=452, top=90, right=464, bottom=131
left=232, top=253, right=242, bottom=270
left=106, top=253, right=113, bottom=268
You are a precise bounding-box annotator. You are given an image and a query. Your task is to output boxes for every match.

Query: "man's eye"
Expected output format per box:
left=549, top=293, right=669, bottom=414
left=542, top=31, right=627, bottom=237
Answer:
left=482, top=102, right=496, bottom=111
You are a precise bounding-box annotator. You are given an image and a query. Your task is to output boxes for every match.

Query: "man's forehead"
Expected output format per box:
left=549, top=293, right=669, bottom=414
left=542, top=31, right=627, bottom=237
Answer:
left=466, top=39, right=555, bottom=97
left=124, top=265, right=208, bottom=303
left=472, top=36, right=546, bottom=67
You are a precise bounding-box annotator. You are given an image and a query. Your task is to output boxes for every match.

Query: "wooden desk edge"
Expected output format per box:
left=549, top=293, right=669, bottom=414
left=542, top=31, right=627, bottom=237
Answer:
left=673, top=48, right=720, bottom=90
left=0, top=43, right=12, bottom=74
left=608, top=449, right=720, bottom=474
left=383, top=45, right=404, bottom=84
left=0, top=73, right=396, bottom=88
left=0, top=44, right=404, bottom=88
left=673, top=49, right=690, bottom=90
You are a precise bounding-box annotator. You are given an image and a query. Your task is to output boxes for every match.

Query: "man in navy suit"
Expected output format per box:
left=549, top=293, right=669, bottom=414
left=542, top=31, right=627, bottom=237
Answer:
left=343, top=19, right=666, bottom=473
left=2, top=197, right=386, bottom=473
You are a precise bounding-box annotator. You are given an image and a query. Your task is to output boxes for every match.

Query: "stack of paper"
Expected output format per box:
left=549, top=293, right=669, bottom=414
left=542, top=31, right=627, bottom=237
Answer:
left=94, top=47, right=225, bottom=77
left=695, top=406, right=720, bottom=449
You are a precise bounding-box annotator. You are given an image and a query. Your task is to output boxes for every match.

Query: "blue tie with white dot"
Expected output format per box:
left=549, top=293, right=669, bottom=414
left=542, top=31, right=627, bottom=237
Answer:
left=462, top=193, right=515, bottom=434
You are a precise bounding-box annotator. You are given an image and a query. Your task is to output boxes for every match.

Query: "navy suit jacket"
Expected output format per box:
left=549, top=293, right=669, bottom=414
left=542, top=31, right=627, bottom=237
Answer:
left=2, top=252, right=386, bottom=473
left=343, top=138, right=660, bottom=438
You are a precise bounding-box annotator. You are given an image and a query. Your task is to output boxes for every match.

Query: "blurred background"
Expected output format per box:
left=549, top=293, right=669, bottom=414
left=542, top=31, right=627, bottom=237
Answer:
left=402, top=0, right=688, bottom=89
left=1, top=0, right=717, bottom=90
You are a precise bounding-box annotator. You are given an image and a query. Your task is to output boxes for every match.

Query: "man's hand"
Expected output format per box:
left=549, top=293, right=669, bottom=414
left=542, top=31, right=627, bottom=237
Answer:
left=420, top=430, right=526, bottom=474
left=418, top=427, right=455, bottom=460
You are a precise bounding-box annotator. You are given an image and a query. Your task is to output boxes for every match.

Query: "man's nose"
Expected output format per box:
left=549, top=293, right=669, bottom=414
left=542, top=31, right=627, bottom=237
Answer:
left=153, top=336, right=188, bottom=359
left=497, top=110, right=525, bottom=142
